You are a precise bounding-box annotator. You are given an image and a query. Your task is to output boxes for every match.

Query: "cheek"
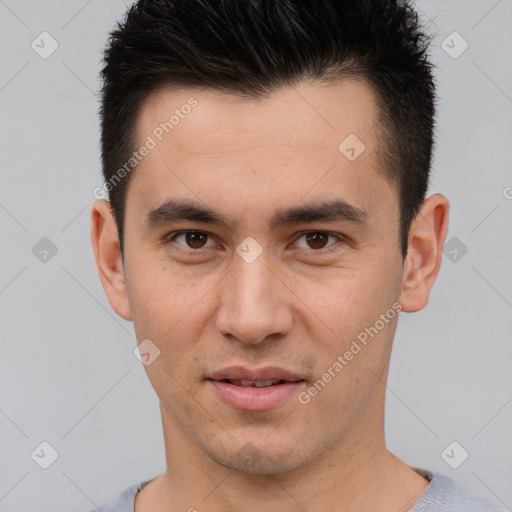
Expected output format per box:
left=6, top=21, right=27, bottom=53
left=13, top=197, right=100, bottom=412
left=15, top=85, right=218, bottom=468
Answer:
left=291, top=254, right=400, bottom=408
left=126, top=253, right=207, bottom=330
left=294, top=256, right=400, bottom=339
left=125, top=259, right=224, bottom=386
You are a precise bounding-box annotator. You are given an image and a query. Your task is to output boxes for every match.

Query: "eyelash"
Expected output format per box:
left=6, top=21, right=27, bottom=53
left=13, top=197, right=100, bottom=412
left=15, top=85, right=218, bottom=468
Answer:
left=163, top=230, right=346, bottom=254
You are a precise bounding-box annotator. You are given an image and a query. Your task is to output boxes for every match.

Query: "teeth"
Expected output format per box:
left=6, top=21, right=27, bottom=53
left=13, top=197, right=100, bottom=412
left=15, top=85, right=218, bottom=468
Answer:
left=231, top=379, right=282, bottom=387
left=253, top=380, right=280, bottom=387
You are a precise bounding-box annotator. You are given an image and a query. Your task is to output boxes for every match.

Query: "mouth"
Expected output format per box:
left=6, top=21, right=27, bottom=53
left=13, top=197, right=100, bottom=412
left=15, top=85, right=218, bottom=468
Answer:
left=214, top=378, right=304, bottom=388
left=205, top=366, right=306, bottom=411
left=207, top=365, right=305, bottom=383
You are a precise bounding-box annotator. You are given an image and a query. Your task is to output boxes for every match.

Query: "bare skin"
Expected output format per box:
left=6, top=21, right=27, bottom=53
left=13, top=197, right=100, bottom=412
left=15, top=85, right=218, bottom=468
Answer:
left=91, top=78, right=449, bottom=511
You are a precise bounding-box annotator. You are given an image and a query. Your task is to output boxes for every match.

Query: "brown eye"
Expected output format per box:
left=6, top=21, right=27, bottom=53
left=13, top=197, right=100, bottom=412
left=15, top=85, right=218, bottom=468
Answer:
left=305, top=232, right=329, bottom=249
left=172, top=231, right=214, bottom=249
left=185, top=232, right=208, bottom=248
left=294, top=231, right=340, bottom=251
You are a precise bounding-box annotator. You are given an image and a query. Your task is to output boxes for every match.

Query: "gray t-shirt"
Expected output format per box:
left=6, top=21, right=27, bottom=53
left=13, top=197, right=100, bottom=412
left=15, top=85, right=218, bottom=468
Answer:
left=86, top=469, right=506, bottom=512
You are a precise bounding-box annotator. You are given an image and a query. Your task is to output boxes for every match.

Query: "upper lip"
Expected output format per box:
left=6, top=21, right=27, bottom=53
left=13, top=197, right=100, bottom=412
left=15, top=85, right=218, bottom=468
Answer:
left=208, top=366, right=304, bottom=382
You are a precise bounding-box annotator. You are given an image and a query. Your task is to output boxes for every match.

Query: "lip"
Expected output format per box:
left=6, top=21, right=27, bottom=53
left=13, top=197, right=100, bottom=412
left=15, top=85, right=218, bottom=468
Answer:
left=208, top=366, right=304, bottom=382
left=206, top=366, right=306, bottom=411
left=207, top=380, right=305, bottom=411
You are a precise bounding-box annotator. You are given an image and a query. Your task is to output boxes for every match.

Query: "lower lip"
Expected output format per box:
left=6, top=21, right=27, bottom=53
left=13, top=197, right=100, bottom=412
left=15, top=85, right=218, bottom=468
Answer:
left=207, top=380, right=304, bottom=411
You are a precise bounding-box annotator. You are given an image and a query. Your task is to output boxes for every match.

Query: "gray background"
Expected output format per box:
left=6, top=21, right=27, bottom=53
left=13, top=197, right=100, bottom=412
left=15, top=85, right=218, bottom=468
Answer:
left=0, top=1, right=511, bottom=511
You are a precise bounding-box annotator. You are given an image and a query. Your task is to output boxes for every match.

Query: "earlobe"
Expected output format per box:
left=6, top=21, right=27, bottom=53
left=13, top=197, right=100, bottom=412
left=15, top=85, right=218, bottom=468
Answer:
left=90, top=200, right=133, bottom=321
left=399, top=193, right=450, bottom=313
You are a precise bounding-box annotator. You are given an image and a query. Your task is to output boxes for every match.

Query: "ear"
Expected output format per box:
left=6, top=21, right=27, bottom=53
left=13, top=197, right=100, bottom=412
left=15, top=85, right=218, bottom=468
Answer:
left=399, top=193, right=450, bottom=312
left=90, top=200, right=132, bottom=321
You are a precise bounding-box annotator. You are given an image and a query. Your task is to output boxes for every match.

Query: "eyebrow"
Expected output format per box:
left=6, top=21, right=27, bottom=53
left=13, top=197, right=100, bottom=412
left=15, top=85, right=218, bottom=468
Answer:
left=145, top=198, right=368, bottom=230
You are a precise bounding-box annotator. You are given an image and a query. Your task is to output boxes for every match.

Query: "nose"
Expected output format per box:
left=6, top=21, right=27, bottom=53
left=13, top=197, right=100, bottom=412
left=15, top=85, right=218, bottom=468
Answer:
left=215, top=250, right=294, bottom=345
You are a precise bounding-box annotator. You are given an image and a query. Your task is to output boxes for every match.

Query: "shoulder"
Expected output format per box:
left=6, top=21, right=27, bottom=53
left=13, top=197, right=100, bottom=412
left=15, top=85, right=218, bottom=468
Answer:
left=83, top=480, right=151, bottom=512
left=411, top=471, right=506, bottom=512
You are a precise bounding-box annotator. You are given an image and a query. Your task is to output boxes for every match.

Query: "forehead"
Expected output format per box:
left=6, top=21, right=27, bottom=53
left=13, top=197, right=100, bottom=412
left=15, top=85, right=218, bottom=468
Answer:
left=138, top=79, right=379, bottom=157
left=128, top=79, right=396, bottom=225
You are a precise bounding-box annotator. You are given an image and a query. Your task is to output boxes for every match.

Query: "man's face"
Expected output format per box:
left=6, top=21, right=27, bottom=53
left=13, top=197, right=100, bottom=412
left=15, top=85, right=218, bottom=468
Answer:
left=122, top=79, right=405, bottom=473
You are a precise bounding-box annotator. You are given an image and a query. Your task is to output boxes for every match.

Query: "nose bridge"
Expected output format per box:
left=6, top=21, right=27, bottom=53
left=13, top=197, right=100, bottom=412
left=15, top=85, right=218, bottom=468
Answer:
left=234, top=253, right=274, bottom=306
left=215, top=250, right=292, bottom=344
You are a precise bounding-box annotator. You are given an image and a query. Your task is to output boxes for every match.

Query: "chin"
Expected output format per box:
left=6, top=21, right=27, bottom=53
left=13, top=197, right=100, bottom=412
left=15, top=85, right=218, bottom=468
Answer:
left=203, top=437, right=308, bottom=475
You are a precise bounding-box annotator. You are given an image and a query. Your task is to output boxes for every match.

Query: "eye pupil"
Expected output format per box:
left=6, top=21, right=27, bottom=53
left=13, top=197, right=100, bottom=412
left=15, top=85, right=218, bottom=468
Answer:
left=306, top=232, right=328, bottom=249
left=186, top=232, right=208, bottom=248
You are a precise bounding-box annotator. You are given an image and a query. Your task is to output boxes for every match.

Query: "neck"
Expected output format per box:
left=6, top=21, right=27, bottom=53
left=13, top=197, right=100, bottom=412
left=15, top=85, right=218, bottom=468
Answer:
left=135, top=392, right=429, bottom=512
